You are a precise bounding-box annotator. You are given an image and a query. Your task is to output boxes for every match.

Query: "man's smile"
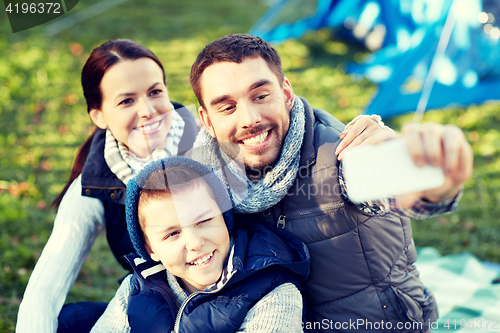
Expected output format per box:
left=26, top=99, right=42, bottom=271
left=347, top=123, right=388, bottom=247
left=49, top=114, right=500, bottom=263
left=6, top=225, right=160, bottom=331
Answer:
left=239, top=129, right=270, bottom=146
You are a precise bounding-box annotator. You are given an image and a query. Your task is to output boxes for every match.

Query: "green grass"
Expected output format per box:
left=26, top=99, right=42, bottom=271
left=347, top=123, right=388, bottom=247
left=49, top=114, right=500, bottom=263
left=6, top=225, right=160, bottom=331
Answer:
left=1, top=1, right=499, bottom=331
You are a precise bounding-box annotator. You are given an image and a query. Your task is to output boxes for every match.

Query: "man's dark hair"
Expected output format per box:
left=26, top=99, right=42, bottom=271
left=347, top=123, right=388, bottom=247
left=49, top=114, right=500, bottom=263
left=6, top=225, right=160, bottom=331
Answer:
left=190, top=34, right=285, bottom=109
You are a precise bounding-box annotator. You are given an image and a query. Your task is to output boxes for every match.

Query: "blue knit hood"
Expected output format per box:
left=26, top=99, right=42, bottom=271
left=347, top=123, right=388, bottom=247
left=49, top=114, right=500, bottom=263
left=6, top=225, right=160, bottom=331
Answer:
left=125, top=156, right=234, bottom=261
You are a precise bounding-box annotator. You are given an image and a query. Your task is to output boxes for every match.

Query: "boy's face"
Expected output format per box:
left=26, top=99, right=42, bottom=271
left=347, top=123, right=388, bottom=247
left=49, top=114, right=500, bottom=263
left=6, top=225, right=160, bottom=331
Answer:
left=142, top=179, right=230, bottom=294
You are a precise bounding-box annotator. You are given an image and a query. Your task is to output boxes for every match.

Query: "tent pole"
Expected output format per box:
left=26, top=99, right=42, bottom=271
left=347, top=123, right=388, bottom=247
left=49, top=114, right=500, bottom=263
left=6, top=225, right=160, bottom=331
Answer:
left=413, top=0, right=457, bottom=123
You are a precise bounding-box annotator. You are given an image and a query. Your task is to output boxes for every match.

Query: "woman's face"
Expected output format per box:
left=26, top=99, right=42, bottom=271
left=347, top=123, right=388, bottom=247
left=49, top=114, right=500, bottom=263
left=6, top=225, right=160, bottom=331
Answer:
left=90, top=58, right=173, bottom=158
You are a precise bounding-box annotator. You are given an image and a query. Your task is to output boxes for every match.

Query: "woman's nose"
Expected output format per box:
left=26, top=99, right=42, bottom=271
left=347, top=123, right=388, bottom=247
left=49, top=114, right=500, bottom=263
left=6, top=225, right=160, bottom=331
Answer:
left=138, top=98, right=156, bottom=118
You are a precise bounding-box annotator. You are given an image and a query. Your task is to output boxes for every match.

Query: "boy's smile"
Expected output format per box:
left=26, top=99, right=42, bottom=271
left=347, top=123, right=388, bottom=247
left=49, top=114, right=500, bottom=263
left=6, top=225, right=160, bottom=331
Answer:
left=141, top=179, right=230, bottom=294
left=187, top=250, right=214, bottom=266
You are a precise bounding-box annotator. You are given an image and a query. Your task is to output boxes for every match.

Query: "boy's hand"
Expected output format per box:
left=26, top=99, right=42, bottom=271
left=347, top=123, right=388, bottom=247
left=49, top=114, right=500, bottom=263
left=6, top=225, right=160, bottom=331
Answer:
left=397, top=122, right=473, bottom=207
left=336, top=115, right=396, bottom=160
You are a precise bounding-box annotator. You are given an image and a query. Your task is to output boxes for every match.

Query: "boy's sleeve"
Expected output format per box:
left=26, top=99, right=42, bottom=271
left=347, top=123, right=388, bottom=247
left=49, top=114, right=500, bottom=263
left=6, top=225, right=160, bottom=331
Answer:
left=237, top=282, right=304, bottom=333
left=91, top=274, right=177, bottom=333
left=90, top=274, right=133, bottom=333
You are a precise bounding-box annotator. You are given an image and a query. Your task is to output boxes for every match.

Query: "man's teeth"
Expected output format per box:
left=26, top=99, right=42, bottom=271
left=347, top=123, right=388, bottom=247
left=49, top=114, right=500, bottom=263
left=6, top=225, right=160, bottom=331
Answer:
left=190, top=252, right=213, bottom=266
left=242, top=131, right=268, bottom=146
left=140, top=121, right=160, bottom=132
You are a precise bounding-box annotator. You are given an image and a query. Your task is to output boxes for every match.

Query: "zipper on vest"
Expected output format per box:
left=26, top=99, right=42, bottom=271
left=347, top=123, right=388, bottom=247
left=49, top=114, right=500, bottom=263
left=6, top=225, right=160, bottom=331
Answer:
left=284, top=202, right=345, bottom=220
left=173, top=269, right=237, bottom=332
left=277, top=215, right=286, bottom=229
left=173, top=288, right=218, bottom=332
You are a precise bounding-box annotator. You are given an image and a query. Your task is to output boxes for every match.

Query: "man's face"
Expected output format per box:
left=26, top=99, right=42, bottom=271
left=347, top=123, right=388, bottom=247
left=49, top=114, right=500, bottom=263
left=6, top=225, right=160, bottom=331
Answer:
left=198, top=57, right=295, bottom=172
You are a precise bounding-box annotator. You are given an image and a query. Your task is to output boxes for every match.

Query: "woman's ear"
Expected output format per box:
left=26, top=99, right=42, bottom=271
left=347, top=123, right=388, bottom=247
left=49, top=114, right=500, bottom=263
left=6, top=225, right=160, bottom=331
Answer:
left=145, top=243, right=160, bottom=262
left=89, top=109, right=108, bottom=129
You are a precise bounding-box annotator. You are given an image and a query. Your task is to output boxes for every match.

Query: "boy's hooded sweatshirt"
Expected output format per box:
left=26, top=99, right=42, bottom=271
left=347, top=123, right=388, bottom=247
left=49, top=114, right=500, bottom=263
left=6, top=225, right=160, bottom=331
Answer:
left=123, top=156, right=310, bottom=333
left=126, top=219, right=310, bottom=333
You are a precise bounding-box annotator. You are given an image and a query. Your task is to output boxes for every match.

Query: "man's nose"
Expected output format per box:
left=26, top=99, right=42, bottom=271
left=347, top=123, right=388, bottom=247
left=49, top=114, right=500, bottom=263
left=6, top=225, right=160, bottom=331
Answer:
left=239, top=103, right=262, bottom=128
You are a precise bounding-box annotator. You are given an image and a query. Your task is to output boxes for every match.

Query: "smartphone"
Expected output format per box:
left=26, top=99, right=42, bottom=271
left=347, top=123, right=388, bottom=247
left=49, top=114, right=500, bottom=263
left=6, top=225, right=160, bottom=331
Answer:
left=341, top=138, right=445, bottom=204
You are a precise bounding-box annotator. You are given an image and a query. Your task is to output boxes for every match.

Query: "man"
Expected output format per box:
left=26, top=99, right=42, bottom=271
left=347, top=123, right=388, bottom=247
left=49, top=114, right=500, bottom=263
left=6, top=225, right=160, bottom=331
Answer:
left=189, top=34, right=472, bottom=332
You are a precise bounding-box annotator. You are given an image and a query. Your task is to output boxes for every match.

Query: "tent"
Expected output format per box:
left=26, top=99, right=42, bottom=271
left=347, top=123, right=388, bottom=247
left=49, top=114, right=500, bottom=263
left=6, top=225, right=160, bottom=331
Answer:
left=249, top=0, right=500, bottom=118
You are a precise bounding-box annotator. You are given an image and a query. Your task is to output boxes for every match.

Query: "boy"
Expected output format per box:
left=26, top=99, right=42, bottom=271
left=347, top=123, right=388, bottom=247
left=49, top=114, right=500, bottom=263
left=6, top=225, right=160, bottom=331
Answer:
left=91, top=156, right=309, bottom=332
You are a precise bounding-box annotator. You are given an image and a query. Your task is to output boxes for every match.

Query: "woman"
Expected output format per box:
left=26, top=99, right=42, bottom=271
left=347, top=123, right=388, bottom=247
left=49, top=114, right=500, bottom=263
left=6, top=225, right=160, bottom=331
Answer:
left=16, top=39, right=198, bottom=333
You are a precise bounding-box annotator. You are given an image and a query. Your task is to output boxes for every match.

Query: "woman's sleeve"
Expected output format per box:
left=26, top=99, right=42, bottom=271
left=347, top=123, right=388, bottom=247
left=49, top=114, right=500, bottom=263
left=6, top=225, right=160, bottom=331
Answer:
left=237, top=283, right=304, bottom=333
left=16, top=174, right=106, bottom=333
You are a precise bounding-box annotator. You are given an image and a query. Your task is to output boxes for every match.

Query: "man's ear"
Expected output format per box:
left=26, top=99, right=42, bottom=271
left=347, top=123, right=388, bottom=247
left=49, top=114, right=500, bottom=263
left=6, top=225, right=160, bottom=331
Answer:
left=283, top=77, right=295, bottom=112
left=89, top=109, right=108, bottom=129
left=145, top=242, right=160, bottom=262
left=198, top=106, right=216, bottom=138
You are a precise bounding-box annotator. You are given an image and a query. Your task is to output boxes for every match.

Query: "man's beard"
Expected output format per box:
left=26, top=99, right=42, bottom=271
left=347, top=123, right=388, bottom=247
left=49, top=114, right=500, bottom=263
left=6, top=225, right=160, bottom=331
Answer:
left=208, top=100, right=290, bottom=179
left=212, top=123, right=286, bottom=180
left=243, top=142, right=281, bottom=176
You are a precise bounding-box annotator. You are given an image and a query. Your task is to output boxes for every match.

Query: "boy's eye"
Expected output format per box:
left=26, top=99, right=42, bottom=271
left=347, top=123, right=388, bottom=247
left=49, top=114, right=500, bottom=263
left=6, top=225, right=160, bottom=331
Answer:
left=196, top=219, right=211, bottom=227
left=118, top=98, right=133, bottom=106
left=163, top=230, right=179, bottom=240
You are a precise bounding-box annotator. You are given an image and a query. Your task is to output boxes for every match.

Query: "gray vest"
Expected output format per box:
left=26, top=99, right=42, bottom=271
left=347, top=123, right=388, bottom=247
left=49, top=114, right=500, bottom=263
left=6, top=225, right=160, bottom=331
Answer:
left=237, top=98, right=437, bottom=333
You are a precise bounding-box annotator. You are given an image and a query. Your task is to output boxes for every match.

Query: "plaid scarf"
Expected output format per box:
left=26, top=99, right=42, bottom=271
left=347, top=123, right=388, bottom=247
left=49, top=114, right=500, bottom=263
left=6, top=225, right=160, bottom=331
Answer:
left=104, top=107, right=185, bottom=185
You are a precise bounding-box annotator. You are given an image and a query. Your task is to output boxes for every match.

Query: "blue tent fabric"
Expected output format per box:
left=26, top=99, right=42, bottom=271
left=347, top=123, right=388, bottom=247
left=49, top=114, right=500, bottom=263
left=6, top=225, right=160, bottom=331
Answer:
left=347, top=0, right=500, bottom=118
left=416, top=248, right=500, bottom=331
left=249, top=0, right=409, bottom=46
left=249, top=0, right=500, bottom=119
left=249, top=0, right=339, bottom=42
